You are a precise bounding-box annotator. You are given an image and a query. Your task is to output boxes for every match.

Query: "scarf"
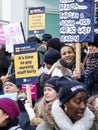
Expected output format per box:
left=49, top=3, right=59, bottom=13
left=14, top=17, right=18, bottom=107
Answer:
left=52, top=100, right=95, bottom=130
left=85, top=53, right=98, bottom=77
left=59, top=59, right=75, bottom=72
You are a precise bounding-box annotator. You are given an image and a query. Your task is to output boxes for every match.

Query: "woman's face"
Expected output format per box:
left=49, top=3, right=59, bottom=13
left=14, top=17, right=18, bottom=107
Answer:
left=64, top=92, right=87, bottom=121
left=3, top=82, right=20, bottom=94
left=88, top=45, right=98, bottom=53
left=44, top=87, right=58, bottom=103
left=0, top=109, right=9, bottom=126
left=61, top=46, right=75, bottom=63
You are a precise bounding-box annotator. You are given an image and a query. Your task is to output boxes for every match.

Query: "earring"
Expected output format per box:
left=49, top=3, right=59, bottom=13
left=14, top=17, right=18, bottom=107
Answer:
left=64, top=107, right=67, bottom=112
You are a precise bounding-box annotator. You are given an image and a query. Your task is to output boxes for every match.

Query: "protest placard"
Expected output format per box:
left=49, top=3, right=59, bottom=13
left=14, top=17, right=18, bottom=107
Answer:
left=14, top=42, right=38, bottom=104
left=14, top=42, right=38, bottom=84
left=22, top=83, right=37, bottom=101
left=59, top=0, right=94, bottom=71
left=60, top=0, right=94, bottom=43
left=0, top=25, right=6, bottom=44
left=3, top=22, right=25, bottom=52
left=28, top=6, right=45, bottom=34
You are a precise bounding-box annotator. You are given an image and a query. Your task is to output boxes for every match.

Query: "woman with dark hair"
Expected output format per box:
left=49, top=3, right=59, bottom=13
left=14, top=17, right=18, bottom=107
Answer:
left=73, top=34, right=98, bottom=96
left=51, top=45, right=76, bottom=77
left=0, top=98, right=22, bottom=130
left=36, top=76, right=95, bottom=130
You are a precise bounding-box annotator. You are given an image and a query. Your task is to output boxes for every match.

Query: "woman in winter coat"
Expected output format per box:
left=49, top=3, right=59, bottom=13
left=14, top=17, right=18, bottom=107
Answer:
left=18, top=76, right=59, bottom=130
left=73, top=34, right=98, bottom=96
left=0, top=98, right=22, bottom=130
left=51, top=45, right=77, bottom=77
left=32, top=76, right=59, bottom=124
left=36, top=76, right=95, bottom=130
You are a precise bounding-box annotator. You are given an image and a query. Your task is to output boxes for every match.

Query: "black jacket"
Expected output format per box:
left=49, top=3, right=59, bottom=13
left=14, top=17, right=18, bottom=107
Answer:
left=0, top=49, right=10, bottom=76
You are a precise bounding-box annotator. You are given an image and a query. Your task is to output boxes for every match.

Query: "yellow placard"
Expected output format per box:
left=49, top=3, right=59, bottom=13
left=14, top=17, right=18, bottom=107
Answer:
left=14, top=52, right=38, bottom=78
left=29, top=13, right=45, bottom=31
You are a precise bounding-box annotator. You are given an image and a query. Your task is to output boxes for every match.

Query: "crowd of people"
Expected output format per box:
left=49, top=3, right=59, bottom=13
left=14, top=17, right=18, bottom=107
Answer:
left=0, top=33, right=98, bottom=130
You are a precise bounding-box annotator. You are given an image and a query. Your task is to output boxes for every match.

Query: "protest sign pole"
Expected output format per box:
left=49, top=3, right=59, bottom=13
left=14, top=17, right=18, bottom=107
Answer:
left=26, top=84, right=32, bottom=107
left=20, top=22, right=26, bottom=42
left=76, top=43, right=81, bottom=72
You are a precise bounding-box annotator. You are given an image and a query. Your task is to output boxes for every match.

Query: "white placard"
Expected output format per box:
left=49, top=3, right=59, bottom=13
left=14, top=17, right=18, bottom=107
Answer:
left=3, top=22, right=25, bottom=52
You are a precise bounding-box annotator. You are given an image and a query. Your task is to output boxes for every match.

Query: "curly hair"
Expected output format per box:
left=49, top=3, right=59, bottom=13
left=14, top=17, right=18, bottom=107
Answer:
left=87, top=95, right=98, bottom=121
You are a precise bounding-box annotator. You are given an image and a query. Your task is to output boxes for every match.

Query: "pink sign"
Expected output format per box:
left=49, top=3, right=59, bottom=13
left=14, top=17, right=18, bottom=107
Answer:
left=22, top=83, right=37, bottom=101
left=0, top=25, right=6, bottom=44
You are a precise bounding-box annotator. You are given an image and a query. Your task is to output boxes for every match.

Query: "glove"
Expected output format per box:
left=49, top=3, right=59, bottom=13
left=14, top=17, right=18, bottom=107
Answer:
left=17, top=92, right=27, bottom=111
left=17, top=99, right=26, bottom=111
left=25, top=101, right=35, bottom=120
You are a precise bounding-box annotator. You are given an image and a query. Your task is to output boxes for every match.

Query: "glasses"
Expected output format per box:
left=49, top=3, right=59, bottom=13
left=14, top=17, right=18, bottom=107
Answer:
left=3, top=82, right=16, bottom=88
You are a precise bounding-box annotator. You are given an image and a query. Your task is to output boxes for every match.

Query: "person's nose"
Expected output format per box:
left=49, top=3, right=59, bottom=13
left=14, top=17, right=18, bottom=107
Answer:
left=65, top=53, right=69, bottom=57
left=44, top=90, right=49, bottom=95
left=80, top=101, right=86, bottom=109
left=4, top=85, right=9, bottom=89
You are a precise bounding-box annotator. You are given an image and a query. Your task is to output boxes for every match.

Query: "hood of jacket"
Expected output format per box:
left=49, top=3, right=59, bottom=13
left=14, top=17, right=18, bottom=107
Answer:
left=42, top=102, right=55, bottom=128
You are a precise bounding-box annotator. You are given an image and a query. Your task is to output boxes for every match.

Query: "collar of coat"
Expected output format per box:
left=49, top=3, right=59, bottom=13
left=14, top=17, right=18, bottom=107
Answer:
left=52, top=99, right=95, bottom=130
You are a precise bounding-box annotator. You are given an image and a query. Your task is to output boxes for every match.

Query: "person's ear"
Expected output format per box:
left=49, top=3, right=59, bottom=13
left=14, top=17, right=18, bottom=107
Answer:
left=64, top=103, right=68, bottom=108
left=64, top=103, right=68, bottom=112
left=4, top=113, right=9, bottom=119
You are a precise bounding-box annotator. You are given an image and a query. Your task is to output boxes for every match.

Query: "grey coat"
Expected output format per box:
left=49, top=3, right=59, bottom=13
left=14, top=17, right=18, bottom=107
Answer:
left=36, top=122, right=53, bottom=130
left=90, top=120, right=98, bottom=130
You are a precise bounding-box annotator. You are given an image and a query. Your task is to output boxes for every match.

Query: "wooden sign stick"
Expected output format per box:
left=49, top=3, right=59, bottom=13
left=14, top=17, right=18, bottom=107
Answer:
left=26, top=84, right=32, bottom=107
left=76, top=43, right=81, bottom=72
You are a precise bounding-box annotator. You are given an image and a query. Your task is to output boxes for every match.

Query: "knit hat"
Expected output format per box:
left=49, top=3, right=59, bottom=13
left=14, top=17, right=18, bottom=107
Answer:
left=43, top=48, right=60, bottom=65
left=5, top=74, right=22, bottom=89
left=57, top=76, right=87, bottom=105
left=44, top=76, right=60, bottom=92
left=42, top=33, right=52, bottom=43
left=88, top=34, right=98, bottom=48
left=0, top=98, right=20, bottom=120
left=47, top=38, right=62, bottom=51
left=27, top=36, right=41, bottom=44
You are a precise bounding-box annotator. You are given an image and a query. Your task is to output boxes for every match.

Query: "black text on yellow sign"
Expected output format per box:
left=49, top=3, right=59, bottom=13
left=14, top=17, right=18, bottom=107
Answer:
left=29, top=13, right=45, bottom=31
left=14, top=53, right=38, bottom=78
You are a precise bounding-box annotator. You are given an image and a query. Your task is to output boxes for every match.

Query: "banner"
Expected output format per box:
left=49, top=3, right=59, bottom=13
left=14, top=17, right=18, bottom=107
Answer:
left=3, top=22, right=25, bottom=52
left=60, top=0, right=94, bottom=43
left=14, top=42, right=38, bottom=84
left=22, top=83, right=37, bottom=100
left=0, top=25, right=6, bottom=44
left=28, top=6, right=45, bottom=34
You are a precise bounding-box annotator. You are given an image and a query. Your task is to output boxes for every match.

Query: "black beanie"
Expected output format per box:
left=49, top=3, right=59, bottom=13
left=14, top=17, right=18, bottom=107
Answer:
left=43, top=48, right=60, bottom=65
left=47, top=38, right=62, bottom=51
left=88, top=34, right=98, bottom=48
left=44, top=76, right=60, bottom=92
left=57, top=76, right=87, bottom=105
left=42, top=33, right=52, bottom=43
left=5, top=75, right=22, bottom=89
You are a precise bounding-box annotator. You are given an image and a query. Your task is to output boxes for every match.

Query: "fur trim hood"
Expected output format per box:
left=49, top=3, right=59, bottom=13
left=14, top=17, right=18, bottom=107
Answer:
left=42, top=102, right=55, bottom=128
